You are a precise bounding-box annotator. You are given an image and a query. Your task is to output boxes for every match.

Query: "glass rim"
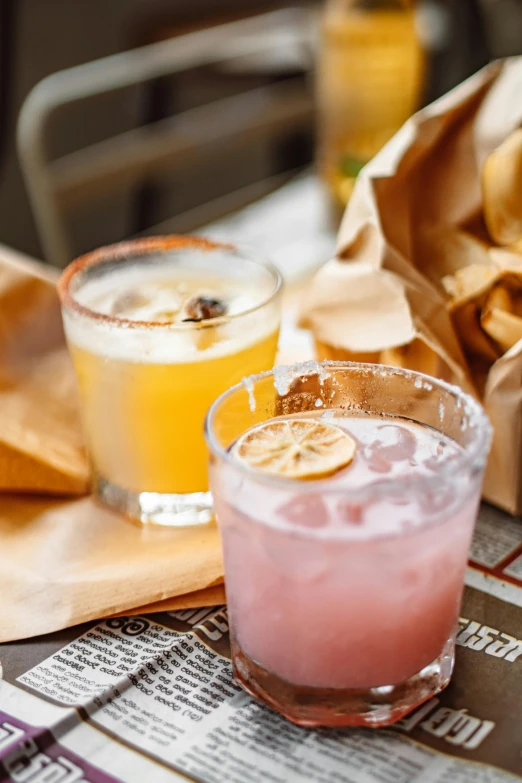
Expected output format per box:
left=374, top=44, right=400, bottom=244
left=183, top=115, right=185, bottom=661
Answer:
left=204, top=360, right=493, bottom=500
left=57, top=235, right=283, bottom=331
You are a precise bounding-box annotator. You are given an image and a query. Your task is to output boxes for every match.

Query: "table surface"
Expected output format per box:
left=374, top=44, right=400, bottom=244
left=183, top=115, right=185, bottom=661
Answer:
left=2, top=174, right=522, bottom=782
left=200, top=170, right=337, bottom=363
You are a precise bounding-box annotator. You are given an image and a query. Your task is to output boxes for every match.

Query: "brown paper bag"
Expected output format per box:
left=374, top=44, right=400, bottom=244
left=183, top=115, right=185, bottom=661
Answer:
left=0, top=248, right=224, bottom=641
left=301, top=59, right=522, bottom=515
left=109, top=584, right=226, bottom=619
left=0, top=495, right=224, bottom=642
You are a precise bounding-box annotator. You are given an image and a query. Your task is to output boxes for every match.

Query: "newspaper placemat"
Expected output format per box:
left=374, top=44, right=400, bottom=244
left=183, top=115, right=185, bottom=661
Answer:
left=1, top=503, right=522, bottom=782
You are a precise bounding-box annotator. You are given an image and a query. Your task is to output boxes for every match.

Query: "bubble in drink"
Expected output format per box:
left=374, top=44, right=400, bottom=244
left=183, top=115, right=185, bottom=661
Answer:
left=111, top=290, right=152, bottom=316
left=373, top=424, right=417, bottom=461
left=278, top=494, right=329, bottom=529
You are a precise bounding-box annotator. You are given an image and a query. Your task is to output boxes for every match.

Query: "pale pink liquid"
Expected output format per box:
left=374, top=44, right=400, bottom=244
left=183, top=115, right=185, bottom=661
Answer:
left=213, top=412, right=480, bottom=690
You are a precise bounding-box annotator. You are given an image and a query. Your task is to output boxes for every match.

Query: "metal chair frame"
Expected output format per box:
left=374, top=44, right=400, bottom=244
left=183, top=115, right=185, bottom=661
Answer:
left=17, top=9, right=314, bottom=267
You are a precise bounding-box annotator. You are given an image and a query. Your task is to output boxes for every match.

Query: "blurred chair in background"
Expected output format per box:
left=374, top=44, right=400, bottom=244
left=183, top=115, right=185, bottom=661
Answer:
left=17, top=10, right=314, bottom=267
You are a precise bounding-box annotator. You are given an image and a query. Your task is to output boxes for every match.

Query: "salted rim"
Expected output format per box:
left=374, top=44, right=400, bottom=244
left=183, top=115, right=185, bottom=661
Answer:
left=204, top=361, right=493, bottom=534
left=57, top=235, right=283, bottom=330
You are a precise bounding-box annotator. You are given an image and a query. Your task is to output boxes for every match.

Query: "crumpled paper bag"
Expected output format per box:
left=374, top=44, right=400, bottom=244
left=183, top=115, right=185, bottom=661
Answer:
left=301, top=59, right=522, bottom=515
left=0, top=247, right=224, bottom=641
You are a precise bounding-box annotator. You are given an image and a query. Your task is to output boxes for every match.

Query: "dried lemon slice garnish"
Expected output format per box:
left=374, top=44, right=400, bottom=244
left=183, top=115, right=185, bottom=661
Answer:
left=232, top=418, right=356, bottom=480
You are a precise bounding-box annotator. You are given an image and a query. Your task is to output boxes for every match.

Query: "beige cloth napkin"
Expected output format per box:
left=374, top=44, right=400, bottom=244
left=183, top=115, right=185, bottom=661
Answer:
left=0, top=248, right=224, bottom=642
left=301, top=59, right=522, bottom=515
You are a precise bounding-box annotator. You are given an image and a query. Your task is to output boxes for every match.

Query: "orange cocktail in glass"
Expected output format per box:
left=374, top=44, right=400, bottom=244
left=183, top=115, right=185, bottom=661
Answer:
left=58, top=237, right=282, bottom=526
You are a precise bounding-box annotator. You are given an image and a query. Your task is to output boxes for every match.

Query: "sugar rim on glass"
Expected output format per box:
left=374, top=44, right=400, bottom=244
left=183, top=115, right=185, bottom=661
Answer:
left=205, top=361, right=493, bottom=515
left=57, top=235, right=283, bottom=331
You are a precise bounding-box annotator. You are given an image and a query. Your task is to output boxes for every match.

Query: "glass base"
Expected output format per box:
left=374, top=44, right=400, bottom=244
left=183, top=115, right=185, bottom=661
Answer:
left=94, top=474, right=214, bottom=527
left=231, top=635, right=455, bottom=728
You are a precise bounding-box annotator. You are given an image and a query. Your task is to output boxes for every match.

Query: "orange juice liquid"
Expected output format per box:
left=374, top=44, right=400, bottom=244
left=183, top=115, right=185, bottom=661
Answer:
left=65, top=267, right=280, bottom=496
left=71, top=330, right=279, bottom=494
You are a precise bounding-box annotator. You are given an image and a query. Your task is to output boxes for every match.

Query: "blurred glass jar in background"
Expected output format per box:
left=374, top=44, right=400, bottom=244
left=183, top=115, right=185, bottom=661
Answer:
left=317, top=0, right=425, bottom=217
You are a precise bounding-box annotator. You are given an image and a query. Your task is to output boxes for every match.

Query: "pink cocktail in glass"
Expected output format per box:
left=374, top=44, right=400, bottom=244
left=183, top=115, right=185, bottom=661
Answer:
left=206, top=362, right=491, bottom=727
